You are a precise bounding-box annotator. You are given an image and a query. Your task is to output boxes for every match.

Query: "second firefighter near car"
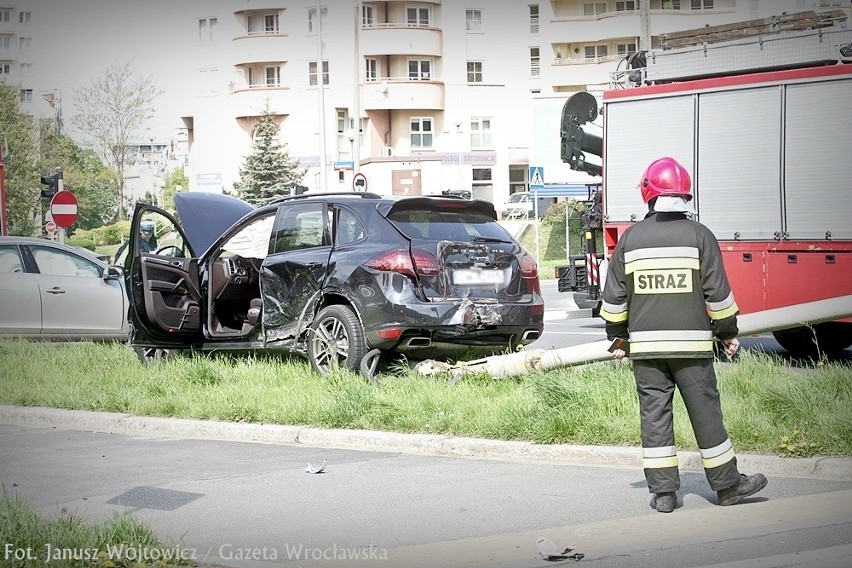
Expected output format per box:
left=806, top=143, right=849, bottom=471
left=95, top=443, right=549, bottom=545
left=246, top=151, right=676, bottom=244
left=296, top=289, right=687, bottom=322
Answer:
left=124, top=192, right=544, bottom=375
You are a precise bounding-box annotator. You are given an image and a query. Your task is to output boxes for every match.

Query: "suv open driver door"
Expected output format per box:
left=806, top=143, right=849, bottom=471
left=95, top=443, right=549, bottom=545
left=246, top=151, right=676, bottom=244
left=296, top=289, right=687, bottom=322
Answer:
left=125, top=204, right=201, bottom=348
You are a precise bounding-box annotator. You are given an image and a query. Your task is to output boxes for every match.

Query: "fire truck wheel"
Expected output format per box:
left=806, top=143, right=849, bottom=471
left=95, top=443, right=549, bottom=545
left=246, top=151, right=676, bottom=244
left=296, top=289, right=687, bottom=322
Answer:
left=772, top=322, right=852, bottom=359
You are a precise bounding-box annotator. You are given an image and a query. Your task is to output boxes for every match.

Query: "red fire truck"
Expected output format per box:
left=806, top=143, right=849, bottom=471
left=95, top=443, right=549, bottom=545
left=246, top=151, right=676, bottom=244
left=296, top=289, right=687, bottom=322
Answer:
left=559, top=11, right=852, bottom=356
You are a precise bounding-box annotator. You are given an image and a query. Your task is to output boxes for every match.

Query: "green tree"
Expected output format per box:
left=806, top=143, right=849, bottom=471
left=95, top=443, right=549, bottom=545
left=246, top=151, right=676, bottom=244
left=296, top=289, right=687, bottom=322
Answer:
left=233, top=105, right=306, bottom=206
left=161, top=167, right=188, bottom=212
left=73, top=60, right=162, bottom=221
left=38, top=125, right=118, bottom=231
left=0, top=84, right=41, bottom=235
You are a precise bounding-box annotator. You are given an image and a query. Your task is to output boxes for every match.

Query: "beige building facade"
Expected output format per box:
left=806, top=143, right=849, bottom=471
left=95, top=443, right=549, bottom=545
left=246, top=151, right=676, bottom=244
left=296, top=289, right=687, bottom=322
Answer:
left=5, top=0, right=849, bottom=209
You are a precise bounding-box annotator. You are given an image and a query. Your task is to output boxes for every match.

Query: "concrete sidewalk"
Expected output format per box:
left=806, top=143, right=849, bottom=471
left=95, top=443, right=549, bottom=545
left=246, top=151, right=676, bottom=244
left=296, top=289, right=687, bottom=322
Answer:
left=2, top=405, right=850, bottom=481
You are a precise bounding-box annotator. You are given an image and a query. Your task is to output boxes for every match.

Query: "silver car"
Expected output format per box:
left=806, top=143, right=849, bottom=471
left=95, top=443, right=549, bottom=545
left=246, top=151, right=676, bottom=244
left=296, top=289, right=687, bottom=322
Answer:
left=0, top=236, right=129, bottom=340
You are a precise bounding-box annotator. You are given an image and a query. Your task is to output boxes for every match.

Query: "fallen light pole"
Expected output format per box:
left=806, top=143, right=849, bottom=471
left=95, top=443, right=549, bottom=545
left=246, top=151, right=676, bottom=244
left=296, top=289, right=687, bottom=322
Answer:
left=415, top=295, right=852, bottom=379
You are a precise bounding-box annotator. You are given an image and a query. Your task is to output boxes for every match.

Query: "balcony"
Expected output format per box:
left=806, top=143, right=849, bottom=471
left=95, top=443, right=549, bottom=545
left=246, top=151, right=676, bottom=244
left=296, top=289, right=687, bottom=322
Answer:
left=230, top=85, right=294, bottom=111
left=362, top=78, right=444, bottom=111
left=232, top=34, right=290, bottom=64
left=360, top=25, right=442, bottom=57
left=549, top=55, right=624, bottom=88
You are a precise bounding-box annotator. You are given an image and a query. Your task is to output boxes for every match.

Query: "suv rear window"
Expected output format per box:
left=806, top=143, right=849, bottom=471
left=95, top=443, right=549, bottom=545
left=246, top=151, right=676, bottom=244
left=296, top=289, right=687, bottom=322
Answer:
left=388, top=208, right=511, bottom=242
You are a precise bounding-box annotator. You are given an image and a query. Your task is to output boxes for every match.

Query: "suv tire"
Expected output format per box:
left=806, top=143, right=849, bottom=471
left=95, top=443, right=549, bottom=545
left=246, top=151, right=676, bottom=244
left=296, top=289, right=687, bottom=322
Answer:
left=308, top=305, right=367, bottom=375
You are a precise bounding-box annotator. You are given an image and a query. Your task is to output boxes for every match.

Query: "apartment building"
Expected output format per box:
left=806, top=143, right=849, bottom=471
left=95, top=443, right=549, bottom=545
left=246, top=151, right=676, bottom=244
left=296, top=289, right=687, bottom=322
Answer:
left=9, top=0, right=849, bottom=210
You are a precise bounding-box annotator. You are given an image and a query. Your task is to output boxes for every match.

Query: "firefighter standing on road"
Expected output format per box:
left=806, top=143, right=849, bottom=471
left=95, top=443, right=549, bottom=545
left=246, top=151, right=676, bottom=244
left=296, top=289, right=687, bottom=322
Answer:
left=600, top=156, right=767, bottom=513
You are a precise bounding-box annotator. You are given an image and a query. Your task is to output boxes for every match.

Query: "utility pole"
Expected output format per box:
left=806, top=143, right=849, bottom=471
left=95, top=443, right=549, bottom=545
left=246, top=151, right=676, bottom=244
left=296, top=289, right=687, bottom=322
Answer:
left=639, top=0, right=651, bottom=51
left=352, top=0, right=362, bottom=174
left=316, top=0, right=328, bottom=192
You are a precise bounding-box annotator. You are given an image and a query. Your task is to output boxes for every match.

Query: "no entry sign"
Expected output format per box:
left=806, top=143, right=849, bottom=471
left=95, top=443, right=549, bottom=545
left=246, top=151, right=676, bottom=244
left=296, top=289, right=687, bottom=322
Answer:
left=50, top=191, right=78, bottom=229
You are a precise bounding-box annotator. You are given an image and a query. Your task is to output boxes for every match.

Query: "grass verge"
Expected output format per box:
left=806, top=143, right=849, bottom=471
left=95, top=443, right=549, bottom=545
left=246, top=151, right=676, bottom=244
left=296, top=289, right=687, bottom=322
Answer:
left=0, top=339, right=849, bottom=457
left=0, top=491, right=194, bottom=567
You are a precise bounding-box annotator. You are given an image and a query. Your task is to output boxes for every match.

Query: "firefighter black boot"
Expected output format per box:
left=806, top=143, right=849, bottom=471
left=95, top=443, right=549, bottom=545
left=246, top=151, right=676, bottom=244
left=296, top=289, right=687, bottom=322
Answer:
left=717, top=473, right=768, bottom=506
left=655, top=492, right=676, bottom=513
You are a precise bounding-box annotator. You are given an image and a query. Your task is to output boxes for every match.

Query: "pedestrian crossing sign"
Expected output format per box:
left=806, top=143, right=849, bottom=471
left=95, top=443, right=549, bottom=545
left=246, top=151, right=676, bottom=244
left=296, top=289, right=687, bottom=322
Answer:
left=529, top=166, right=544, bottom=188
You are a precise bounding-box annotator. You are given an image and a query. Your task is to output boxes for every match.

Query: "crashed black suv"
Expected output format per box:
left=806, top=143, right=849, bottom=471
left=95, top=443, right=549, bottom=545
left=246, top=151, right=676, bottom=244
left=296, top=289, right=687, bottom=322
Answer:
left=125, top=192, right=544, bottom=375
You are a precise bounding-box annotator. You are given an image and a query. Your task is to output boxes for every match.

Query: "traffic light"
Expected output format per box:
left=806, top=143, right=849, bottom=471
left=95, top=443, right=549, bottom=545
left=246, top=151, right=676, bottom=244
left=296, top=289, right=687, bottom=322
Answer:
left=40, top=175, right=58, bottom=198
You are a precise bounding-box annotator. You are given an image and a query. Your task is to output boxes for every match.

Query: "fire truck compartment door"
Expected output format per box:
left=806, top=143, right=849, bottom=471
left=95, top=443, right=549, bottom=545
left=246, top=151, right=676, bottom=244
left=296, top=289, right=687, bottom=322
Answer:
left=784, top=77, right=852, bottom=240
left=697, top=87, right=782, bottom=241
left=604, top=95, right=694, bottom=224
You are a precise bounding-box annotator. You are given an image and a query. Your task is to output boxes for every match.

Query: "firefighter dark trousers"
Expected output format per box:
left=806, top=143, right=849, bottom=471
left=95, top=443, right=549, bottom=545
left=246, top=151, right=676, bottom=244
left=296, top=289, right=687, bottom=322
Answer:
left=634, top=358, right=740, bottom=494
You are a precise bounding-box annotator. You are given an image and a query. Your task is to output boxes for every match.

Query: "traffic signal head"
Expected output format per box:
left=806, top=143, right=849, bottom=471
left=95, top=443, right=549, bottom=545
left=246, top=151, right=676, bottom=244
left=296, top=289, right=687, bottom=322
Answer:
left=40, top=175, right=58, bottom=198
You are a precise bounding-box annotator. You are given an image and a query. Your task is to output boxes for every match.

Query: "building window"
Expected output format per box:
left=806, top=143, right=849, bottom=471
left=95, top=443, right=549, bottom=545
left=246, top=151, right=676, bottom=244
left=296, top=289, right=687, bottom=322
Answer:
left=308, top=7, right=328, bottom=33
left=467, top=61, right=483, bottom=83
left=583, top=2, right=607, bottom=16
left=19, top=37, right=32, bottom=50
left=690, top=0, right=713, bottom=8
left=337, top=111, right=365, bottom=152
left=362, top=4, right=376, bottom=26
left=365, top=58, right=378, bottom=81
left=530, top=47, right=540, bottom=76
left=408, top=59, right=431, bottom=80
left=585, top=44, right=609, bottom=59
left=309, top=60, right=329, bottom=86
left=19, top=62, right=31, bottom=76
left=407, top=6, right=431, bottom=26
left=410, top=117, right=433, bottom=149
left=246, top=67, right=254, bottom=87
left=0, top=10, right=9, bottom=22
left=617, top=42, right=637, bottom=55
left=662, top=0, right=682, bottom=9
left=529, top=4, right=539, bottom=33
left=0, top=62, right=9, bottom=76
left=199, top=17, right=217, bottom=42
left=472, top=168, right=492, bottom=186
left=265, top=66, right=280, bottom=87
left=246, top=13, right=277, bottom=34
left=19, top=11, right=31, bottom=23
left=20, top=89, right=33, bottom=103
left=470, top=118, right=492, bottom=149
left=264, top=14, right=279, bottom=33
left=466, top=9, right=482, bottom=32
left=616, top=1, right=636, bottom=10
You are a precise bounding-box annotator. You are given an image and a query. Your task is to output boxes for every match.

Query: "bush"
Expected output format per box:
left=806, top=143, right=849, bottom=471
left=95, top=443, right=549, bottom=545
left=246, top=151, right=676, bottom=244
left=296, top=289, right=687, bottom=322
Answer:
left=67, top=235, right=96, bottom=251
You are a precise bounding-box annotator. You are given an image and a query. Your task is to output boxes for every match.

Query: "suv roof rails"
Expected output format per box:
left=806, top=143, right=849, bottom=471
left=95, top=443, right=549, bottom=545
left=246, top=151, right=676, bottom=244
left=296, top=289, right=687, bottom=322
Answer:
left=270, top=192, right=383, bottom=205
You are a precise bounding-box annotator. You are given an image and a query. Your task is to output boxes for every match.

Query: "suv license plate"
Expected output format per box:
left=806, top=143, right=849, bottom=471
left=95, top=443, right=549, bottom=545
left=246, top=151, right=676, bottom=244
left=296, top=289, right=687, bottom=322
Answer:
left=453, top=268, right=505, bottom=286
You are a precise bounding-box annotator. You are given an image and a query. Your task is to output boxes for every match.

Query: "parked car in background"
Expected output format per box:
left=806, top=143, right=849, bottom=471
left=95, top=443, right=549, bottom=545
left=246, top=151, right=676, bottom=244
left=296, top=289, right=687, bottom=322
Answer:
left=125, top=192, right=544, bottom=375
left=0, top=236, right=128, bottom=340
left=501, top=191, right=534, bottom=219
left=500, top=191, right=556, bottom=220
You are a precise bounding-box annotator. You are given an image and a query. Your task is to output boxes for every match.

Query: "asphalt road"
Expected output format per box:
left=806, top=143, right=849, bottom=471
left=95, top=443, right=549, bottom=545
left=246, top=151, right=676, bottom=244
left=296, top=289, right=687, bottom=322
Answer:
left=1, top=408, right=851, bottom=568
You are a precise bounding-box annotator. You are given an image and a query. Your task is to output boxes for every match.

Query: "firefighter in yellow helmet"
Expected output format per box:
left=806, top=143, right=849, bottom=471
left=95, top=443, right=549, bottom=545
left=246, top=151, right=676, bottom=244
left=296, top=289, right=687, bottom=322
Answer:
left=600, top=157, right=767, bottom=513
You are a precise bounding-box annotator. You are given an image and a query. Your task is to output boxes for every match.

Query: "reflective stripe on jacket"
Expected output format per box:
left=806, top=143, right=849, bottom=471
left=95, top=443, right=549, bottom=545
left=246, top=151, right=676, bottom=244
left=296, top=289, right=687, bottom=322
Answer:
left=600, top=211, right=739, bottom=359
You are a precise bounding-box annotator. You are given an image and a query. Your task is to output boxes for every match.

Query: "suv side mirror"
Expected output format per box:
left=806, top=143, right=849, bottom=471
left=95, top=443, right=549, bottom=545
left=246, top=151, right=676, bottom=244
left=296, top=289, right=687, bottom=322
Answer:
left=104, top=265, right=123, bottom=280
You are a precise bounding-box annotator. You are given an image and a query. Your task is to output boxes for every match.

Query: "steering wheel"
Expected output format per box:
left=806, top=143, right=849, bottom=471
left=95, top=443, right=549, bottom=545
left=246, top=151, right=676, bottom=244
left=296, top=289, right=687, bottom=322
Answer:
left=155, top=245, right=184, bottom=257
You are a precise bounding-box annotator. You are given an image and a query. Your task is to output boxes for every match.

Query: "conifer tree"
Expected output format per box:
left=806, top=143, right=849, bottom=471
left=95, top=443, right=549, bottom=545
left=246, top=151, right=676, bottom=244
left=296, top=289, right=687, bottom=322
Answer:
left=233, top=105, right=306, bottom=206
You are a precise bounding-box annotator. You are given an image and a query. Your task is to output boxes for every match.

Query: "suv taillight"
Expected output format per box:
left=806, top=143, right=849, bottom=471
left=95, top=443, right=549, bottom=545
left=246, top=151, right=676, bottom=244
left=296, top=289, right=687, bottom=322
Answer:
left=521, top=254, right=541, bottom=294
left=365, top=248, right=439, bottom=277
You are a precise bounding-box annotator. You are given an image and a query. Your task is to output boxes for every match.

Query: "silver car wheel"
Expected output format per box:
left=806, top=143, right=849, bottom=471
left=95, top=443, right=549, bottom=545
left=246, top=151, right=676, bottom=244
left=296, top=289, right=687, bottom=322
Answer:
left=308, top=305, right=367, bottom=375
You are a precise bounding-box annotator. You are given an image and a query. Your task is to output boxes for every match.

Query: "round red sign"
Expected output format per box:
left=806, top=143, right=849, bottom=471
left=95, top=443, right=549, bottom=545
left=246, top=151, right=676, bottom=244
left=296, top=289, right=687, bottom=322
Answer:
left=50, top=191, right=78, bottom=229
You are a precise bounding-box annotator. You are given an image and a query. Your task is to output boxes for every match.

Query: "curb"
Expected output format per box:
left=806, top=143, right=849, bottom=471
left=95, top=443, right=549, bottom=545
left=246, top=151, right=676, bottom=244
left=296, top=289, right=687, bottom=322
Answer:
left=2, top=405, right=850, bottom=481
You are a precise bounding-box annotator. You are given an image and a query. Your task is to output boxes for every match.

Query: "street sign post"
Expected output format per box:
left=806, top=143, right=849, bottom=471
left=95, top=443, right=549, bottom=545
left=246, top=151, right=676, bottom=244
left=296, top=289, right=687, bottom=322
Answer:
left=50, top=190, right=78, bottom=229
